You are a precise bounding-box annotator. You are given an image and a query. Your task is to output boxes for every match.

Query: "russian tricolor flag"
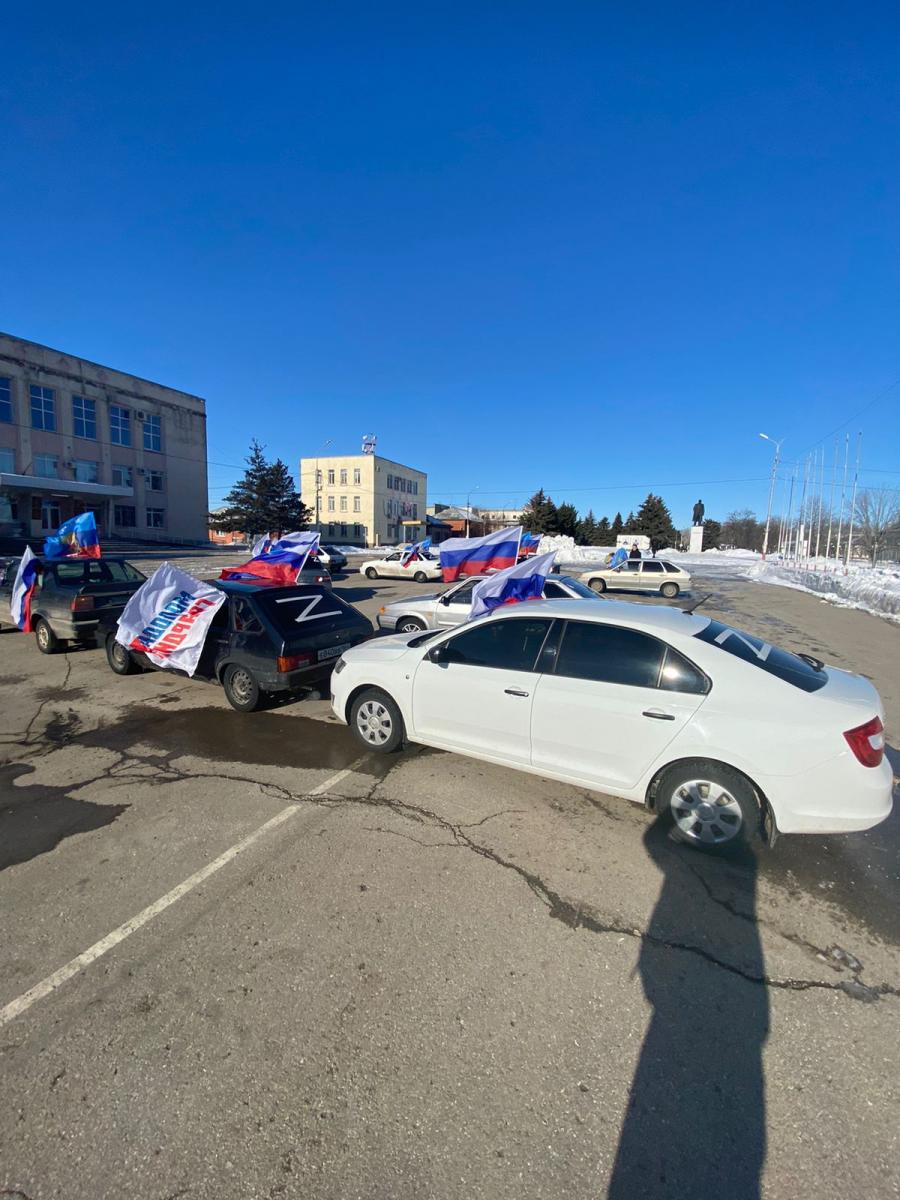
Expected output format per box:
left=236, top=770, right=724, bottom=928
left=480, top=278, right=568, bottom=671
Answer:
left=438, top=526, right=522, bottom=583
left=469, top=551, right=557, bottom=619
left=401, top=536, right=432, bottom=568
left=9, top=546, right=40, bottom=632
left=220, top=530, right=320, bottom=585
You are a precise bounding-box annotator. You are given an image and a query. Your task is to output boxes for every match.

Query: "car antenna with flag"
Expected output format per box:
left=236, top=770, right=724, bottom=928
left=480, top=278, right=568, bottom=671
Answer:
left=682, top=592, right=714, bottom=615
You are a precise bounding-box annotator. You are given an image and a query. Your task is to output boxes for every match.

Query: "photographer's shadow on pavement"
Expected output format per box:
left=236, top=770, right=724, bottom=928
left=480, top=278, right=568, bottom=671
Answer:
left=608, top=817, right=769, bottom=1200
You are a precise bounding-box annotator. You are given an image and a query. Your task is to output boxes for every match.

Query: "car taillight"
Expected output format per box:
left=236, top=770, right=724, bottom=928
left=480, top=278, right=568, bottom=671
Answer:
left=843, top=716, right=885, bottom=768
left=277, top=652, right=314, bottom=672
left=71, top=595, right=95, bottom=612
left=314, top=574, right=327, bottom=583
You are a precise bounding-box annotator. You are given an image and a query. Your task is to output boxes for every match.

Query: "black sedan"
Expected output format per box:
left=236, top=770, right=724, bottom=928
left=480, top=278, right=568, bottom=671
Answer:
left=102, top=580, right=373, bottom=711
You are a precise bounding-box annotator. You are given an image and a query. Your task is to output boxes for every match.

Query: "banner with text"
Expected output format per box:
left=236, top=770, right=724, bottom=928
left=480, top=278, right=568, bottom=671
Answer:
left=116, top=562, right=227, bottom=676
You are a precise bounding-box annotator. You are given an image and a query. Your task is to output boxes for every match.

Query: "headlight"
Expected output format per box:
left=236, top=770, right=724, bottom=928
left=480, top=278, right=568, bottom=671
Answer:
left=334, top=657, right=347, bottom=675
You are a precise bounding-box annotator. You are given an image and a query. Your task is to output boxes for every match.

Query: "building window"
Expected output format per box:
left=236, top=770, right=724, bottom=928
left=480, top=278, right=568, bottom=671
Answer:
left=112, top=465, right=133, bottom=488
left=353, top=495, right=361, bottom=512
left=353, top=467, right=361, bottom=484
left=412, top=503, right=418, bottom=518
left=340, top=523, right=347, bottom=537
left=115, top=505, right=136, bottom=527
left=0, top=378, right=12, bottom=424
left=0, top=447, right=14, bottom=472
left=34, top=454, right=59, bottom=477
left=72, top=395, right=96, bottom=439
left=327, top=496, right=335, bottom=512
left=143, top=413, right=162, bottom=452
left=146, top=507, right=165, bottom=529
left=74, top=460, right=99, bottom=483
left=146, top=469, right=164, bottom=492
left=328, top=523, right=335, bottom=536
left=327, top=469, right=335, bottom=484
left=30, top=386, right=56, bottom=431
left=110, top=405, right=131, bottom=446
left=387, top=474, right=393, bottom=489
left=354, top=523, right=363, bottom=537
left=340, top=468, right=348, bottom=485
left=413, top=481, right=418, bottom=495
left=340, top=495, right=347, bottom=512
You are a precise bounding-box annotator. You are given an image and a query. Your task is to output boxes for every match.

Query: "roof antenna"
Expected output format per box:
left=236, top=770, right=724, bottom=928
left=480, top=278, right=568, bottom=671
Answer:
left=682, top=592, right=713, bottom=615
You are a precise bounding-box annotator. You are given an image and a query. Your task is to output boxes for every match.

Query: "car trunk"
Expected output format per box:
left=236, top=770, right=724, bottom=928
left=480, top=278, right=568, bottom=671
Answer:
left=71, top=580, right=145, bottom=619
left=819, top=666, right=885, bottom=720
left=253, top=589, right=372, bottom=668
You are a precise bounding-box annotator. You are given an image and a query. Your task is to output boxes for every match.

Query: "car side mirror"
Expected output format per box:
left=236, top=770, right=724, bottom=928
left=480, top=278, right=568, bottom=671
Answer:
left=429, top=644, right=447, bottom=663
left=439, top=595, right=450, bottom=606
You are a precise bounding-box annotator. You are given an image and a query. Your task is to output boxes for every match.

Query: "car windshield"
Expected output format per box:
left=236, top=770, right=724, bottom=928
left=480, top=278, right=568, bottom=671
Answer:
left=693, top=618, right=827, bottom=693
left=556, top=577, right=602, bottom=599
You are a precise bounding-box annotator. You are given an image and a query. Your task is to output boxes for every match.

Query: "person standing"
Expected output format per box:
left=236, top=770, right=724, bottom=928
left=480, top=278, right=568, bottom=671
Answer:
left=629, top=542, right=642, bottom=560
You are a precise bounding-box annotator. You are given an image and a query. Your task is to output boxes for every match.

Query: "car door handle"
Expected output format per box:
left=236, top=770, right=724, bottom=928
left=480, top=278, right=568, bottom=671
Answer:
left=642, top=709, right=675, bottom=721
left=504, top=688, right=530, bottom=697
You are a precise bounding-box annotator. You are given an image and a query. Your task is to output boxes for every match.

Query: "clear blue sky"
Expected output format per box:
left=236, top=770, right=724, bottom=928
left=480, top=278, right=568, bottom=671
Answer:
left=3, top=2, right=898, bottom=527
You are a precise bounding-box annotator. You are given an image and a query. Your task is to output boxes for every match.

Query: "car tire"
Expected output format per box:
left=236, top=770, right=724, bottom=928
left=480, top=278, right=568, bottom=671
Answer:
left=661, top=582, right=680, bottom=598
left=34, top=618, right=60, bottom=655
left=413, top=570, right=428, bottom=583
left=222, top=664, right=263, bottom=712
left=350, top=688, right=405, bottom=753
left=656, top=761, right=763, bottom=853
left=588, top=577, right=606, bottom=594
left=397, top=616, right=426, bottom=633
left=106, top=635, right=141, bottom=675
left=365, top=567, right=378, bottom=580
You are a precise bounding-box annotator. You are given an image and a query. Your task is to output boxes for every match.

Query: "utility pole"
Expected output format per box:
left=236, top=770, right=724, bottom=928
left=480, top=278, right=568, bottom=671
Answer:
left=814, top=444, right=825, bottom=563
left=835, top=433, right=850, bottom=563
left=759, top=433, right=783, bottom=559
left=825, top=437, right=838, bottom=563
left=784, top=468, right=796, bottom=559
left=314, top=438, right=333, bottom=532
left=845, top=432, right=862, bottom=570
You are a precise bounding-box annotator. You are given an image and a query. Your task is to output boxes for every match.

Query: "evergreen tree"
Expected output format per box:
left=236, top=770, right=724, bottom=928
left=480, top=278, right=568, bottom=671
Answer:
left=521, top=489, right=559, bottom=534
left=595, top=516, right=612, bottom=545
left=210, top=440, right=312, bottom=541
left=556, top=502, right=578, bottom=538
left=633, top=493, right=677, bottom=549
left=611, top=511, right=624, bottom=541
left=624, top=511, right=637, bottom=534
left=701, top=517, right=722, bottom=550
left=576, top=509, right=597, bottom=545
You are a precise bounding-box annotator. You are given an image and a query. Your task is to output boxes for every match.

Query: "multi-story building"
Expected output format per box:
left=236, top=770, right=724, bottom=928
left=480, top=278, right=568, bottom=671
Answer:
left=0, top=333, right=208, bottom=544
left=298, top=452, right=426, bottom=547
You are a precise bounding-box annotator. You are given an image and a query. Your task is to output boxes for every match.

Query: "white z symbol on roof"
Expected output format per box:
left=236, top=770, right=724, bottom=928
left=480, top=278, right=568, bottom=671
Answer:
left=274, top=593, right=344, bottom=623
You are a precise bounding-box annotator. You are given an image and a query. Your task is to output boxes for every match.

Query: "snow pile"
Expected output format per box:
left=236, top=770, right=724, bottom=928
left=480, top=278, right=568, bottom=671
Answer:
left=536, top=535, right=612, bottom=564
left=747, top=561, right=900, bottom=622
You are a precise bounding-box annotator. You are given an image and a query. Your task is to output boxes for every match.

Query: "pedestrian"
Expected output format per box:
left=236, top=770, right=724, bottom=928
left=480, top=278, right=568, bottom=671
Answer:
left=629, top=541, right=642, bottom=560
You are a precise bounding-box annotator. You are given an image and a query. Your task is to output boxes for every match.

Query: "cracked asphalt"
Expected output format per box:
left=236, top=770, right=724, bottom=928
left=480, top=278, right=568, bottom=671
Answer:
left=0, top=563, right=898, bottom=1199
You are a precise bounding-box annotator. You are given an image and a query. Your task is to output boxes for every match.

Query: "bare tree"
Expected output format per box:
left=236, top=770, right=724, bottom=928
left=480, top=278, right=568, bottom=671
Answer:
left=853, top=488, right=900, bottom=565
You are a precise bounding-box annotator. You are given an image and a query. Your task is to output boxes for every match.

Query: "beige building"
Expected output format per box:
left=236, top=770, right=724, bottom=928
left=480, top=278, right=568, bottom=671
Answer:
left=299, top=453, right=426, bottom=547
left=0, top=333, right=208, bottom=544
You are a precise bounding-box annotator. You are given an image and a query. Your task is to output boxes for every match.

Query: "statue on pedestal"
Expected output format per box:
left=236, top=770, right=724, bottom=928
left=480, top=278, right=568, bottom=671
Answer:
left=692, top=499, right=705, bottom=526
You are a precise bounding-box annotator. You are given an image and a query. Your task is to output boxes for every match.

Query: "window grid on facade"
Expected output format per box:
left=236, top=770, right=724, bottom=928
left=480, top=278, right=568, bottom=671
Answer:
left=0, top=447, right=15, bottom=472
left=110, top=405, right=131, bottom=446
left=353, top=468, right=361, bottom=484
left=115, top=505, right=136, bottom=527
left=146, top=507, right=165, bottom=528
left=143, top=413, right=162, bottom=452
left=112, top=465, right=133, bottom=488
left=73, top=460, right=99, bottom=483
left=340, top=496, right=347, bottom=512
left=353, top=496, right=361, bottom=512
left=339, top=469, right=348, bottom=485
left=72, top=395, right=96, bottom=439
left=30, top=386, right=56, bottom=431
left=0, top=378, right=12, bottom=424
left=327, top=469, right=335, bottom=484
left=35, top=454, right=58, bottom=478
left=327, top=496, right=335, bottom=512
left=146, top=469, right=164, bottom=492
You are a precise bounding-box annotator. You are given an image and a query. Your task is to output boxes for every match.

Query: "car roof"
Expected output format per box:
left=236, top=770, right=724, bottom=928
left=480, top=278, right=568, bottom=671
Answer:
left=216, top=579, right=332, bottom=596
left=485, top=596, right=709, bottom=636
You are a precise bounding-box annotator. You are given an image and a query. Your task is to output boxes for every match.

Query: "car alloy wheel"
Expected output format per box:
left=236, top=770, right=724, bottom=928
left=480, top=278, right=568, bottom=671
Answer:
left=661, top=582, right=679, bottom=598
left=356, top=698, right=394, bottom=746
left=668, top=778, right=744, bottom=846
left=413, top=571, right=427, bottom=583
left=398, top=618, right=425, bottom=633
left=365, top=567, right=378, bottom=579
left=589, top=578, right=606, bottom=593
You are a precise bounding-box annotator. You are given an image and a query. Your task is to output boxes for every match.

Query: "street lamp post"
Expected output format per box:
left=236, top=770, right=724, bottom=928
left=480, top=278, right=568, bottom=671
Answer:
left=465, top=486, right=479, bottom=537
left=759, top=433, right=783, bottom=559
left=314, top=438, right=333, bottom=532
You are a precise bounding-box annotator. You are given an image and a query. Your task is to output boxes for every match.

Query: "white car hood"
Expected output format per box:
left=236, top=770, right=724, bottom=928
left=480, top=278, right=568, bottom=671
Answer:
left=342, top=630, right=425, bottom=664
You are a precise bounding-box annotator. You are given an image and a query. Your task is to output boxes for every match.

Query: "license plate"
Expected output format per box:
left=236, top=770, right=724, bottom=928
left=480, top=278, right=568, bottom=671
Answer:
left=318, top=642, right=350, bottom=662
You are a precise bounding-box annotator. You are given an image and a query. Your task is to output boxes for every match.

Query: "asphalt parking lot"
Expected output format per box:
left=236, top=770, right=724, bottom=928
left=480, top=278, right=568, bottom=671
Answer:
left=1, top=561, right=898, bottom=1200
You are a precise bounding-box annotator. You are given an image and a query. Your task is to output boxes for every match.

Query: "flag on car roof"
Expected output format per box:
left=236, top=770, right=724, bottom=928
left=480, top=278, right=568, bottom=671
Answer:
left=117, top=562, right=227, bottom=677
left=43, top=512, right=101, bottom=559
left=220, top=530, right=320, bottom=586
left=609, top=546, right=628, bottom=570
left=9, top=546, right=40, bottom=632
left=469, top=551, right=557, bottom=620
left=438, top=527, right=522, bottom=583
left=250, top=533, right=272, bottom=557
left=401, top=536, right=432, bottom=568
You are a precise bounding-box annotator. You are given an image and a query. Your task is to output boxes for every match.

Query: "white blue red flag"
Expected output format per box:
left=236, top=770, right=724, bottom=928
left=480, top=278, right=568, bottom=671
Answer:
left=116, top=562, right=227, bottom=676
left=469, top=550, right=557, bottom=620
left=250, top=534, right=271, bottom=557
left=438, top=526, right=521, bottom=583
left=220, top=531, right=320, bottom=585
left=44, top=512, right=101, bottom=559
left=9, top=546, right=40, bottom=632
left=401, top=536, right=432, bottom=567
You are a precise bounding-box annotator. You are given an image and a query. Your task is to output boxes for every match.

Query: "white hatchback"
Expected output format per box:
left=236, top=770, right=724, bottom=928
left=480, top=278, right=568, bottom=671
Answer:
left=359, top=551, right=443, bottom=583
left=331, top=599, right=891, bottom=853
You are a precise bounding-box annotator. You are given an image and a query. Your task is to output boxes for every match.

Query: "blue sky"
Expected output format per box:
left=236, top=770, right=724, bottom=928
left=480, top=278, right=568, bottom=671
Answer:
left=3, top=2, right=898, bottom=527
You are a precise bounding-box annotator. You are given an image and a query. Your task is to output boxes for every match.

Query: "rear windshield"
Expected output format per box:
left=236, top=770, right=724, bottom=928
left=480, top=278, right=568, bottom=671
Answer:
left=252, top=587, right=364, bottom=636
left=555, top=577, right=601, bottom=599
left=694, top=619, right=827, bottom=693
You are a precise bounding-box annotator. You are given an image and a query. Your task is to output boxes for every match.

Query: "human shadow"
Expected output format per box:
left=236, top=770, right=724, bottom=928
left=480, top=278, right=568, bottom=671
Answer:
left=608, top=818, right=769, bottom=1199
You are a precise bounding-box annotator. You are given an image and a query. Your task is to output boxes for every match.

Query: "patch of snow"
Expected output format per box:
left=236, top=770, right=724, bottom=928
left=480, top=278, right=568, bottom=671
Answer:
left=746, top=561, right=900, bottom=623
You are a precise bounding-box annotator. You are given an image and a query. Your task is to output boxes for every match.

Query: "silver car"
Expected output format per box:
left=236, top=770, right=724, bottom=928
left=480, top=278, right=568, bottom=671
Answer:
left=376, top=573, right=604, bottom=633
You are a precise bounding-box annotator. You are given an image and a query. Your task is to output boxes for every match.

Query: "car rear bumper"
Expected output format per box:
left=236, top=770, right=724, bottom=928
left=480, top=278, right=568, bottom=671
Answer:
left=762, top=753, right=893, bottom=834
left=256, top=662, right=336, bottom=693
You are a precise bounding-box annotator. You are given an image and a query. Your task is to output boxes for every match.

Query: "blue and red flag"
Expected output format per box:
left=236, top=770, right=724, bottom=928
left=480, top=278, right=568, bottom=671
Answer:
left=220, top=530, right=320, bottom=585
left=401, top=536, right=432, bottom=568
left=469, top=551, right=557, bottom=619
left=43, top=512, right=101, bottom=559
left=438, top=527, right=522, bottom=583
left=520, top=532, right=542, bottom=556
left=9, top=546, right=40, bottom=632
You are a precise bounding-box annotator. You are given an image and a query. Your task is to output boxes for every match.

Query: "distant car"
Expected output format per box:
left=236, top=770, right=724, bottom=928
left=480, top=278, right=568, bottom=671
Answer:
left=102, top=580, right=372, bottom=712
left=0, top=554, right=147, bottom=653
left=579, top=558, right=690, bottom=599
left=360, top=551, right=443, bottom=583
left=377, top=574, right=604, bottom=634
left=331, top=598, right=892, bottom=852
left=315, top=545, right=348, bottom=570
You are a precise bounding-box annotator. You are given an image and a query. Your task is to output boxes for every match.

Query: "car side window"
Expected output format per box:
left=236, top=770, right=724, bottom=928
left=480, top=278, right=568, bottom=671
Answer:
left=233, top=598, right=263, bottom=634
left=54, top=562, right=87, bottom=585
left=555, top=621, right=664, bottom=688
left=624, top=561, right=641, bottom=573
left=440, top=619, right=553, bottom=672
left=663, top=562, right=680, bottom=574
left=642, top=561, right=664, bottom=574
left=87, top=561, right=106, bottom=582
left=543, top=581, right=566, bottom=598
left=386, top=553, right=401, bottom=561
left=658, top=646, right=710, bottom=694
left=448, top=581, right=475, bottom=604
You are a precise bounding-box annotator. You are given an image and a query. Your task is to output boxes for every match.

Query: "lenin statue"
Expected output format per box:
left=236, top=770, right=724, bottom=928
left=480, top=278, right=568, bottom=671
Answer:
left=692, top=499, right=705, bottom=526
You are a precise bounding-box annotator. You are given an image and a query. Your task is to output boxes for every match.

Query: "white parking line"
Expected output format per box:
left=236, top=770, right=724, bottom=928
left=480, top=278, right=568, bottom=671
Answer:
left=0, top=763, right=362, bottom=1030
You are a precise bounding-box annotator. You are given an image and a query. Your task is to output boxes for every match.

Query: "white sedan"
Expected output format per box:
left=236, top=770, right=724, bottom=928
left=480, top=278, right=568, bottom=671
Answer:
left=359, top=551, right=443, bottom=583
left=331, top=598, right=891, bottom=853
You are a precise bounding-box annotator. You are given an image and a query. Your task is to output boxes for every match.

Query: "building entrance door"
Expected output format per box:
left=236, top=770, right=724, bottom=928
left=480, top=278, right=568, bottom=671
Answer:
left=41, top=500, right=61, bottom=531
